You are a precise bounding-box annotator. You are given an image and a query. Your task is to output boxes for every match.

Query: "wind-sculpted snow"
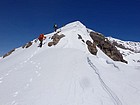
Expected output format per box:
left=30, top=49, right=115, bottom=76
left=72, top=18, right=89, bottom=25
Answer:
left=106, top=60, right=119, bottom=70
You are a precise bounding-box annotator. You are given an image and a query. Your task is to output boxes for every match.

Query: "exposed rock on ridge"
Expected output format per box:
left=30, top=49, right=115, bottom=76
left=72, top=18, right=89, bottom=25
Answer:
left=3, top=49, right=15, bottom=58
left=22, top=41, right=33, bottom=48
left=48, top=33, right=65, bottom=47
left=90, top=32, right=127, bottom=63
left=86, top=40, right=97, bottom=55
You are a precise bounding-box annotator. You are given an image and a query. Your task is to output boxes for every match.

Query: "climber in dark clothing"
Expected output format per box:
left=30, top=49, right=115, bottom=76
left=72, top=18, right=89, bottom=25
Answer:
left=53, top=24, right=58, bottom=32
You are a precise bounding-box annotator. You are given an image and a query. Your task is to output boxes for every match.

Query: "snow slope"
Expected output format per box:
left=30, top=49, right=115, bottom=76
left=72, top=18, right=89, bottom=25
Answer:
left=0, top=21, right=140, bottom=105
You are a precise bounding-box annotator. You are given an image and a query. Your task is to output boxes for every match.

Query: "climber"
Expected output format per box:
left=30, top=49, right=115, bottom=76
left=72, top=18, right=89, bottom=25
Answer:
left=53, top=24, right=58, bottom=32
left=38, top=33, right=46, bottom=47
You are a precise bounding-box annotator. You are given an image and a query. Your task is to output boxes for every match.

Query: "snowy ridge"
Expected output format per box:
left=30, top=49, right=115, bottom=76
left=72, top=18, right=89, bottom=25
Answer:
left=107, top=37, right=140, bottom=65
left=45, top=21, right=93, bottom=52
left=0, top=21, right=140, bottom=105
left=107, top=37, right=140, bottom=53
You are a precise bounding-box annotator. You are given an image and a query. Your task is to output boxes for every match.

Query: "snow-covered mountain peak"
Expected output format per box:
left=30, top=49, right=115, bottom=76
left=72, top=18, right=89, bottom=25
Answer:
left=45, top=21, right=93, bottom=52
left=60, top=21, right=89, bottom=37
left=0, top=21, right=140, bottom=105
left=62, top=21, right=86, bottom=30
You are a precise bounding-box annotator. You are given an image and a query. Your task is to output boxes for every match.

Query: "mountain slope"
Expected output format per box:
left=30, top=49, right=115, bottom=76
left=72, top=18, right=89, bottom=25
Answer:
left=0, top=21, right=140, bottom=105
left=107, top=37, right=140, bottom=65
left=108, top=37, right=140, bottom=53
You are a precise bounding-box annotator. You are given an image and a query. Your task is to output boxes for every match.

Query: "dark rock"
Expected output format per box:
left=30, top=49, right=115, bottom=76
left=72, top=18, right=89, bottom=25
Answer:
left=3, top=49, right=15, bottom=58
left=78, top=34, right=82, bottom=39
left=48, top=33, right=65, bottom=47
left=82, top=39, right=85, bottom=43
left=90, top=32, right=104, bottom=44
left=48, top=42, right=54, bottom=47
left=90, top=32, right=127, bottom=63
left=22, top=41, right=32, bottom=48
left=86, top=40, right=97, bottom=55
left=86, top=40, right=92, bottom=46
left=77, top=34, right=85, bottom=43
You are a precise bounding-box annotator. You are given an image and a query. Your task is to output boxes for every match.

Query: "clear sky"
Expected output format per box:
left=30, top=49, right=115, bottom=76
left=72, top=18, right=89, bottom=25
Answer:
left=0, top=0, right=140, bottom=56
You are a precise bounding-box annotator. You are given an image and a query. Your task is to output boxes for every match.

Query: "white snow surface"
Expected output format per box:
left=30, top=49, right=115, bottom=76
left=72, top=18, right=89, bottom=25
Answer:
left=0, top=21, right=140, bottom=105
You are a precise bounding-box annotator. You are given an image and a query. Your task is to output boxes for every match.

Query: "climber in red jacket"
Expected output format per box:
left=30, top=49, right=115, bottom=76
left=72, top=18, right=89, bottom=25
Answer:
left=38, top=33, right=46, bottom=47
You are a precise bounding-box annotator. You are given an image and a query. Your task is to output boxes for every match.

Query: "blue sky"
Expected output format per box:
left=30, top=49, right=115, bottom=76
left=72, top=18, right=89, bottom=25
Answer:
left=0, top=0, right=140, bottom=56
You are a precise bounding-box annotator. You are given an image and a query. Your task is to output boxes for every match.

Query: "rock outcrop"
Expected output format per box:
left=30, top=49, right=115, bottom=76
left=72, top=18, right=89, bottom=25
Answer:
left=78, top=34, right=85, bottom=43
left=90, top=32, right=127, bottom=63
left=3, top=49, right=15, bottom=58
left=86, top=40, right=97, bottom=55
left=48, top=33, right=65, bottom=47
left=22, top=41, right=32, bottom=48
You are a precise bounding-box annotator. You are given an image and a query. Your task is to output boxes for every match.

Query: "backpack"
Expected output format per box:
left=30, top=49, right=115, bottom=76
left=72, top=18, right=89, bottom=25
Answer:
left=38, top=34, right=44, bottom=41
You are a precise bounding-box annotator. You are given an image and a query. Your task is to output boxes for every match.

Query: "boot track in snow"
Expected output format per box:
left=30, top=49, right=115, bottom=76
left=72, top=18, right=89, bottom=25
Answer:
left=87, top=57, right=122, bottom=105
